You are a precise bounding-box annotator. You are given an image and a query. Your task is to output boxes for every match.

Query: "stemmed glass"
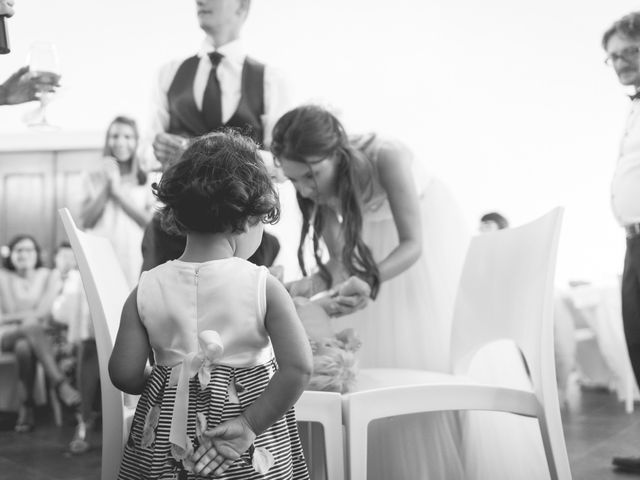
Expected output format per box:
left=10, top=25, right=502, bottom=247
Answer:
left=23, top=41, right=61, bottom=130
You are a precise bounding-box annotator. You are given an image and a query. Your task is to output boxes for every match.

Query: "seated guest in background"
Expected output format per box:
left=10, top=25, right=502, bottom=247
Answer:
left=51, top=242, right=99, bottom=454
left=271, top=104, right=469, bottom=479
left=479, top=211, right=509, bottom=232
left=80, top=116, right=155, bottom=288
left=0, top=234, right=80, bottom=432
left=140, top=0, right=295, bottom=273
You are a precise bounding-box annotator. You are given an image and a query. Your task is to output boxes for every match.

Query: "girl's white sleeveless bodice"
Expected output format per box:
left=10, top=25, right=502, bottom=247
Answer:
left=137, top=257, right=273, bottom=368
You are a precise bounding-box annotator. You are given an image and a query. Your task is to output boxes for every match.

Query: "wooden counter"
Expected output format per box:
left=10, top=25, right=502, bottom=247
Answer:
left=0, top=131, right=103, bottom=265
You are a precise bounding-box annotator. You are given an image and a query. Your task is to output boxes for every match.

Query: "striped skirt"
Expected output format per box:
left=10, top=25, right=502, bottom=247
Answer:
left=118, top=360, right=309, bottom=480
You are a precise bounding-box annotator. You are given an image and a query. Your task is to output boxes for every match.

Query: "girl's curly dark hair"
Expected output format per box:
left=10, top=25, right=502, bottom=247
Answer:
left=153, top=131, right=280, bottom=235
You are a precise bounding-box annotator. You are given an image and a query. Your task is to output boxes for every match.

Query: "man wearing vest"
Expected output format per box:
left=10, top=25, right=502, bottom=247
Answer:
left=141, top=0, right=294, bottom=272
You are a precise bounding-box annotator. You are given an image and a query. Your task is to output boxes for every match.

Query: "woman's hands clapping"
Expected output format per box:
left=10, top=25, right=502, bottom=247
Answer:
left=93, top=157, right=126, bottom=201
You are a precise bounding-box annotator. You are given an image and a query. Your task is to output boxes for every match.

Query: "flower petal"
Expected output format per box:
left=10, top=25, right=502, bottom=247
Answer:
left=196, top=412, right=208, bottom=441
left=252, top=447, right=275, bottom=474
left=141, top=405, right=161, bottom=448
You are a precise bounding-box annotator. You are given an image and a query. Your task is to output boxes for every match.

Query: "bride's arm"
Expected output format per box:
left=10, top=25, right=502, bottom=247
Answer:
left=374, top=141, right=423, bottom=282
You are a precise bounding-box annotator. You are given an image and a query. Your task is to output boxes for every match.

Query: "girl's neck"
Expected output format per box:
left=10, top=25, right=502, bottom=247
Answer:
left=178, top=233, right=234, bottom=263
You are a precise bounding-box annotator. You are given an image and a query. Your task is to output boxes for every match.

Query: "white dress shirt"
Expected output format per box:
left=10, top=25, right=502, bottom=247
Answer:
left=611, top=99, right=640, bottom=226
left=144, top=36, right=294, bottom=166
left=143, top=37, right=302, bottom=280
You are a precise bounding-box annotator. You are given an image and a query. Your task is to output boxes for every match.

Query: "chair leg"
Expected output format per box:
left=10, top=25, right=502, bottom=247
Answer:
left=346, top=416, right=369, bottom=480
left=537, top=412, right=572, bottom=480
left=626, top=365, right=635, bottom=414
left=324, top=422, right=345, bottom=480
left=49, top=385, right=63, bottom=427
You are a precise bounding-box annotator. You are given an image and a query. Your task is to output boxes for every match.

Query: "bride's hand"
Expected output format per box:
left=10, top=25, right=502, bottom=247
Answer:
left=336, top=276, right=371, bottom=298
left=317, top=294, right=368, bottom=318
left=312, top=284, right=370, bottom=319
left=325, top=277, right=371, bottom=317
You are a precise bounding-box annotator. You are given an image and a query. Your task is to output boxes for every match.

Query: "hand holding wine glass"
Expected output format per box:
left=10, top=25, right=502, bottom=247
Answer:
left=24, top=40, right=61, bottom=129
left=0, top=66, right=38, bottom=105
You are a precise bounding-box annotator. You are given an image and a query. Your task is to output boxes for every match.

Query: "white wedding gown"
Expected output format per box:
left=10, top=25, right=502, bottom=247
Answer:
left=291, top=135, right=550, bottom=478
left=335, top=168, right=469, bottom=480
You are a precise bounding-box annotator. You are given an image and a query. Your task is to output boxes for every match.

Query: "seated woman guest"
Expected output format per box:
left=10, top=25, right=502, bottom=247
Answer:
left=0, top=234, right=80, bottom=432
left=80, top=116, right=155, bottom=288
left=51, top=242, right=99, bottom=453
left=271, top=105, right=470, bottom=479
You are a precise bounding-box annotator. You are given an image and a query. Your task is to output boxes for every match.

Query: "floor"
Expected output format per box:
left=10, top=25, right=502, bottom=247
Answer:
left=0, top=409, right=100, bottom=480
left=1, top=379, right=640, bottom=479
left=564, top=380, right=640, bottom=480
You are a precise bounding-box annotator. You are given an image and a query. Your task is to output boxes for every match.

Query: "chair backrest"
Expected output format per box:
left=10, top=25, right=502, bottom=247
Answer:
left=450, top=207, right=563, bottom=399
left=59, top=208, right=131, bottom=480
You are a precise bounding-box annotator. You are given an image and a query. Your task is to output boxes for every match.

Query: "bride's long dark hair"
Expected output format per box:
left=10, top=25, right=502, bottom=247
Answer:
left=271, top=105, right=380, bottom=298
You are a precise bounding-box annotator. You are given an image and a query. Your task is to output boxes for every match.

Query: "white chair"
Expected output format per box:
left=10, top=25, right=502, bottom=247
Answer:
left=295, top=390, right=345, bottom=480
left=59, top=207, right=135, bottom=480
left=340, top=207, right=571, bottom=480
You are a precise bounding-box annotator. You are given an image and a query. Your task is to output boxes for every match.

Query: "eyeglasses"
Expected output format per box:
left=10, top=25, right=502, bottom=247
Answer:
left=605, top=46, right=640, bottom=66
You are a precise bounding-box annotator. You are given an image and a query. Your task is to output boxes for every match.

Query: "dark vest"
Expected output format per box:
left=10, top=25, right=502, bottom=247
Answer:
left=167, top=55, right=265, bottom=145
left=140, top=55, right=276, bottom=273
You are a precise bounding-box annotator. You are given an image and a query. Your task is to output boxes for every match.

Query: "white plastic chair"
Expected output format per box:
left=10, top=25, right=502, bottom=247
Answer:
left=340, top=207, right=571, bottom=480
left=59, top=207, right=135, bottom=480
left=295, top=390, right=345, bottom=480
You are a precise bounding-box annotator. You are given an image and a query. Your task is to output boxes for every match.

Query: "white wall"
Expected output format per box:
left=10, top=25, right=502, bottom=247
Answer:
left=1, top=0, right=639, bottom=283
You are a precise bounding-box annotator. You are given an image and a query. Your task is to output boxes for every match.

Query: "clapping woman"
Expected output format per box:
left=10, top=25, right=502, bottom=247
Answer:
left=80, top=116, right=155, bottom=287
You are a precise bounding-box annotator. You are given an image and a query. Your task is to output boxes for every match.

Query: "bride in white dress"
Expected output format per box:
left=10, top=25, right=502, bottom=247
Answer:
left=271, top=105, right=469, bottom=479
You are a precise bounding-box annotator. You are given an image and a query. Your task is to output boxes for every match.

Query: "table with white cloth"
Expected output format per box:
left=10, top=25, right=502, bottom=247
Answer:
left=554, top=281, right=640, bottom=408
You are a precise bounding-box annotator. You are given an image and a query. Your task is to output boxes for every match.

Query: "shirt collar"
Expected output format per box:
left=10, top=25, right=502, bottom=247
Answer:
left=197, top=37, right=246, bottom=65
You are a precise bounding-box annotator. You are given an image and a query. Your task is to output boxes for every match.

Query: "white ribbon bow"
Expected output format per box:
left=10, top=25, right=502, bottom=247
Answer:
left=170, top=330, right=224, bottom=457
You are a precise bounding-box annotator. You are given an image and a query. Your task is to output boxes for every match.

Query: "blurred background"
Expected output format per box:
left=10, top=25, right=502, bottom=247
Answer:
left=0, top=0, right=639, bottom=283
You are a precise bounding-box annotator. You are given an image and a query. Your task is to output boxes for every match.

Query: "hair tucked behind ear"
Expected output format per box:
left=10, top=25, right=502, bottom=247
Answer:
left=271, top=105, right=380, bottom=298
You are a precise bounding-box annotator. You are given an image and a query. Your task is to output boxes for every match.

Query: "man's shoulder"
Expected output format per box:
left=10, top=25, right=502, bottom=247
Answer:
left=158, top=55, right=198, bottom=75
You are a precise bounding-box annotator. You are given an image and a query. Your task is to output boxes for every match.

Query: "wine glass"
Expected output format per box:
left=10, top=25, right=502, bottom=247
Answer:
left=24, top=41, right=61, bottom=130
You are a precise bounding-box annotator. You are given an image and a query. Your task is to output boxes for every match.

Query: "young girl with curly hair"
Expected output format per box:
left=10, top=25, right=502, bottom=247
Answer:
left=110, top=131, right=311, bottom=479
